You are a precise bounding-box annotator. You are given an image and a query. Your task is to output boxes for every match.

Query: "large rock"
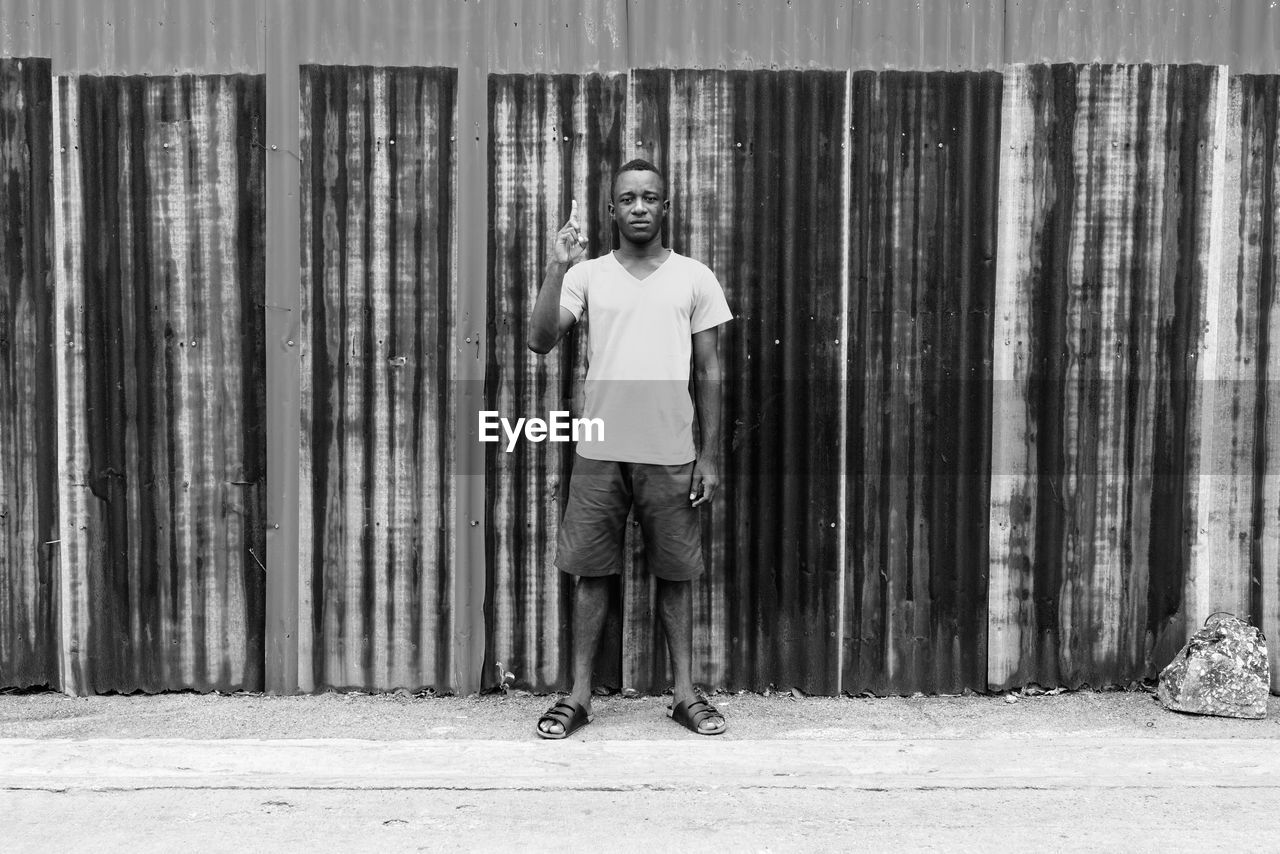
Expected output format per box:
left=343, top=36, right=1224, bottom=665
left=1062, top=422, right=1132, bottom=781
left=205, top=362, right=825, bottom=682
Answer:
left=1157, top=613, right=1269, bottom=719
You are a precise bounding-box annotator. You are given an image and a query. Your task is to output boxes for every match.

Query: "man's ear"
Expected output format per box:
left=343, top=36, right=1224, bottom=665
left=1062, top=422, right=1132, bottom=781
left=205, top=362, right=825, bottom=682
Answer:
left=662, top=199, right=670, bottom=212
left=607, top=202, right=614, bottom=215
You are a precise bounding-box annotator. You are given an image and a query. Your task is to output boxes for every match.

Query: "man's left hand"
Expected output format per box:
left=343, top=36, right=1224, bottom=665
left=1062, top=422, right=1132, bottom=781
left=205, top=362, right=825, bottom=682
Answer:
left=689, top=459, right=720, bottom=507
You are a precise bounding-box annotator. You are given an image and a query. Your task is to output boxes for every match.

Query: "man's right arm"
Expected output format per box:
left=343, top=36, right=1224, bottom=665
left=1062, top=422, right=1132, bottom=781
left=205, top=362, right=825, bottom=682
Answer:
left=528, top=205, right=586, bottom=354
left=527, top=259, right=578, bottom=354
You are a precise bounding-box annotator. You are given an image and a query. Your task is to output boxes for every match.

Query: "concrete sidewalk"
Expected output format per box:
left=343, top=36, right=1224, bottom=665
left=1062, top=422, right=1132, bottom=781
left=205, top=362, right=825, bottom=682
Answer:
left=3, top=691, right=1279, bottom=852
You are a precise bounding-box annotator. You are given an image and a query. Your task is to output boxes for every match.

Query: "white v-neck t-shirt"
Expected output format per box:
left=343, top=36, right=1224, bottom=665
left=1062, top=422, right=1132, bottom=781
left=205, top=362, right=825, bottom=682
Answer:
left=560, top=250, right=733, bottom=464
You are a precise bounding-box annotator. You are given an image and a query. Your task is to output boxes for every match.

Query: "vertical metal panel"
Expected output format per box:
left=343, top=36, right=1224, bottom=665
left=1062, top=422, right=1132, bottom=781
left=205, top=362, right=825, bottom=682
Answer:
left=298, top=65, right=457, bottom=691
left=274, top=0, right=625, bottom=71
left=0, top=0, right=48, bottom=60
left=626, top=0, right=1005, bottom=70
left=0, top=57, right=57, bottom=688
left=1006, top=0, right=1280, bottom=73
left=486, top=0, right=628, bottom=73
left=42, top=0, right=262, bottom=74
left=1208, top=75, right=1280, bottom=692
left=989, top=64, right=1226, bottom=690
left=844, top=71, right=1002, bottom=695
left=52, top=73, right=267, bottom=694
left=0, top=0, right=267, bottom=73
left=627, top=70, right=847, bottom=694
left=485, top=73, right=627, bottom=691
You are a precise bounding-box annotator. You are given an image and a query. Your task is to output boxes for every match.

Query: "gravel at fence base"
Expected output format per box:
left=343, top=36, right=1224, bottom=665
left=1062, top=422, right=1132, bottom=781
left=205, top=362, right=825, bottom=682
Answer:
left=0, top=689, right=1277, bottom=741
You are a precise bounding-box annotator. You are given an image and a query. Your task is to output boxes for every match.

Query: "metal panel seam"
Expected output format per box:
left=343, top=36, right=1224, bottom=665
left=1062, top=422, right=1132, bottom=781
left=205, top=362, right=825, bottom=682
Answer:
left=453, top=2, right=488, bottom=694
left=836, top=68, right=852, bottom=695
left=264, top=0, right=301, bottom=694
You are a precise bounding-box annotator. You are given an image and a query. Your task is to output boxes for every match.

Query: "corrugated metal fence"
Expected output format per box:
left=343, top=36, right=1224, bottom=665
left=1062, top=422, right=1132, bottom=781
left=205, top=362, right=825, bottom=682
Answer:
left=1, top=0, right=1278, bottom=696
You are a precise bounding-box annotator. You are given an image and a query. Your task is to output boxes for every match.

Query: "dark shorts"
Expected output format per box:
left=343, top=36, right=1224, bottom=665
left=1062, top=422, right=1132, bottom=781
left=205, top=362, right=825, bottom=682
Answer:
left=555, top=453, right=705, bottom=582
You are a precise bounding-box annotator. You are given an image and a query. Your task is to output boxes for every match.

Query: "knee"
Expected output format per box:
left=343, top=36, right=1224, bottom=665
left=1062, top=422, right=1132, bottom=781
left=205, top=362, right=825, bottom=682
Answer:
left=574, top=574, right=612, bottom=604
left=656, top=578, right=692, bottom=619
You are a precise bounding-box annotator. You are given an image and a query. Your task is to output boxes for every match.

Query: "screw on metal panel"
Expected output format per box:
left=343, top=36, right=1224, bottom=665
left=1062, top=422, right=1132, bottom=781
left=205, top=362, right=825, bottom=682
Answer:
left=636, top=140, right=643, bottom=146
left=389, top=139, right=395, bottom=145
left=190, top=340, right=196, bottom=347
left=470, top=520, right=479, bottom=526
left=735, top=142, right=741, bottom=147
left=273, top=523, right=280, bottom=529
left=271, top=144, right=278, bottom=150
left=563, top=135, right=569, bottom=141
left=287, top=340, right=294, bottom=346
left=465, top=337, right=472, bottom=342
left=163, top=143, right=169, bottom=148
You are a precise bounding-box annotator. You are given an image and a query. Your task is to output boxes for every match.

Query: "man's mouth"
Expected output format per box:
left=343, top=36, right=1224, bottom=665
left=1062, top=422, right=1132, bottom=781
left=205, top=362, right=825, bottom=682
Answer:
left=630, top=219, right=650, bottom=228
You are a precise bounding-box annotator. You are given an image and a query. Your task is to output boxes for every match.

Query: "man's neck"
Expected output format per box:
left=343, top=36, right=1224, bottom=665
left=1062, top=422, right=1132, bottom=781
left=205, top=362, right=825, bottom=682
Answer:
left=614, top=236, right=667, bottom=260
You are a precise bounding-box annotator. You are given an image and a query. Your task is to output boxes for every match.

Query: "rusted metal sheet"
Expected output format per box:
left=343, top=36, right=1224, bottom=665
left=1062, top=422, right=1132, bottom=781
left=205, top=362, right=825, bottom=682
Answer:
left=1006, top=0, right=1280, bottom=74
left=51, top=73, right=267, bottom=694
left=1208, top=74, right=1280, bottom=693
left=844, top=70, right=1002, bottom=695
left=625, top=0, right=1005, bottom=70
left=298, top=65, right=458, bottom=691
left=0, top=0, right=263, bottom=74
left=626, top=69, right=847, bottom=694
left=989, top=64, right=1227, bottom=690
left=485, top=73, right=627, bottom=692
left=485, top=0, right=628, bottom=73
left=9, top=0, right=1275, bottom=76
left=0, top=57, right=57, bottom=689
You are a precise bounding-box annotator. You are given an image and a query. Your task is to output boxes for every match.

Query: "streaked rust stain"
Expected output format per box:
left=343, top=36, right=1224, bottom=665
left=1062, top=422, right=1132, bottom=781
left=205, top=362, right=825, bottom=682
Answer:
left=0, top=58, right=57, bottom=689
left=299, top=65, right=458, bottom=691
left=989, top=64, right=1226, bottom=690
left=628, top=70, right=847, bottom=694
left=844, top=70, right=1002, bottom=695
left=1208, top=74, right=1280, bottom=694
left=52, top=74, right=266, bottom=694
left=485, top=73, right=627, bottom=692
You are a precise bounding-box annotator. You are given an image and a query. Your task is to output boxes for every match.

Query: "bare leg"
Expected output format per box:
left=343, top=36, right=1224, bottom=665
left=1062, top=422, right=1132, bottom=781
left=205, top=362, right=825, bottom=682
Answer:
left=657, top=577, right=724, bottom=733
left=540, top=575, right=610, bottom=735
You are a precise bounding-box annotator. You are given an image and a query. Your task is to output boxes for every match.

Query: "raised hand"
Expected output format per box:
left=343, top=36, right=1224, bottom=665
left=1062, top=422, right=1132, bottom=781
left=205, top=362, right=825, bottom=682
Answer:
left=553, top=198, right=590, bottom=265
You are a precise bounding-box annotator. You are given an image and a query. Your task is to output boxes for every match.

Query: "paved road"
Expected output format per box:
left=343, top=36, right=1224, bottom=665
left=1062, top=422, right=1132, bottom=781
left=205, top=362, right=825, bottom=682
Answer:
left=5, top=736, right=1279, bottom=851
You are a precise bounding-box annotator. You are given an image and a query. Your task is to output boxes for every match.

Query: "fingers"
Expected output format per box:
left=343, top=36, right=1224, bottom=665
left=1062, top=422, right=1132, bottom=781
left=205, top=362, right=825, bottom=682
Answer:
left=690, top=476, right=718, bottom=507
left=567, top=198, right=588, bottom=247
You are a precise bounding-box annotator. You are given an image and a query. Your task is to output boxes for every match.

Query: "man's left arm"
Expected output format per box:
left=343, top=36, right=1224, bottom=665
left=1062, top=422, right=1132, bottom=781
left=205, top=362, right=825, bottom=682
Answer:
left=690, top=326, right=722, bottom=506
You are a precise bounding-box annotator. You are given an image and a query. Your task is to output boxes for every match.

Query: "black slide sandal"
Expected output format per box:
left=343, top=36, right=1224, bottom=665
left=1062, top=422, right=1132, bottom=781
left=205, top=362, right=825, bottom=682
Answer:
left=536, top=698, right=593, bottom=739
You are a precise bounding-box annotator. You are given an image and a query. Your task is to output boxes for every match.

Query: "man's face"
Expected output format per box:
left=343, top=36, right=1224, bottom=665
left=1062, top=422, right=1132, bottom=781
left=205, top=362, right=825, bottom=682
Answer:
left=610, top=169, right=668, bottom=244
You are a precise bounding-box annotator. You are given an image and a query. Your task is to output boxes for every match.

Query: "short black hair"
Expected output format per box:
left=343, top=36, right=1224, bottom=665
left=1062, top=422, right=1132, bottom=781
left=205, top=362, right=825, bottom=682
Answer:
left=611, top=158, right=666, bottom=199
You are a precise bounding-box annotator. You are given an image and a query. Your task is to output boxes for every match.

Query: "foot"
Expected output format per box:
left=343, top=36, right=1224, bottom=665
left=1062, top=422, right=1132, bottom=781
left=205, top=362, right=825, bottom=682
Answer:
left=537, top=692, right=593, bottom=738
left=669, top=688, right=726, bottom=735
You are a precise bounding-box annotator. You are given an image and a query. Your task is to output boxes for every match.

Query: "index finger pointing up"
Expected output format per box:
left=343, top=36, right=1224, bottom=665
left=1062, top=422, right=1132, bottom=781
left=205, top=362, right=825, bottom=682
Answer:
left=569, top=198, right=579, bottom=226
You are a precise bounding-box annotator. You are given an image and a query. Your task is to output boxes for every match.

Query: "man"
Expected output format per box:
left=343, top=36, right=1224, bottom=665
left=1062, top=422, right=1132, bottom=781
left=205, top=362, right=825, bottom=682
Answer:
left=527, top=159, right=733, bottom=738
